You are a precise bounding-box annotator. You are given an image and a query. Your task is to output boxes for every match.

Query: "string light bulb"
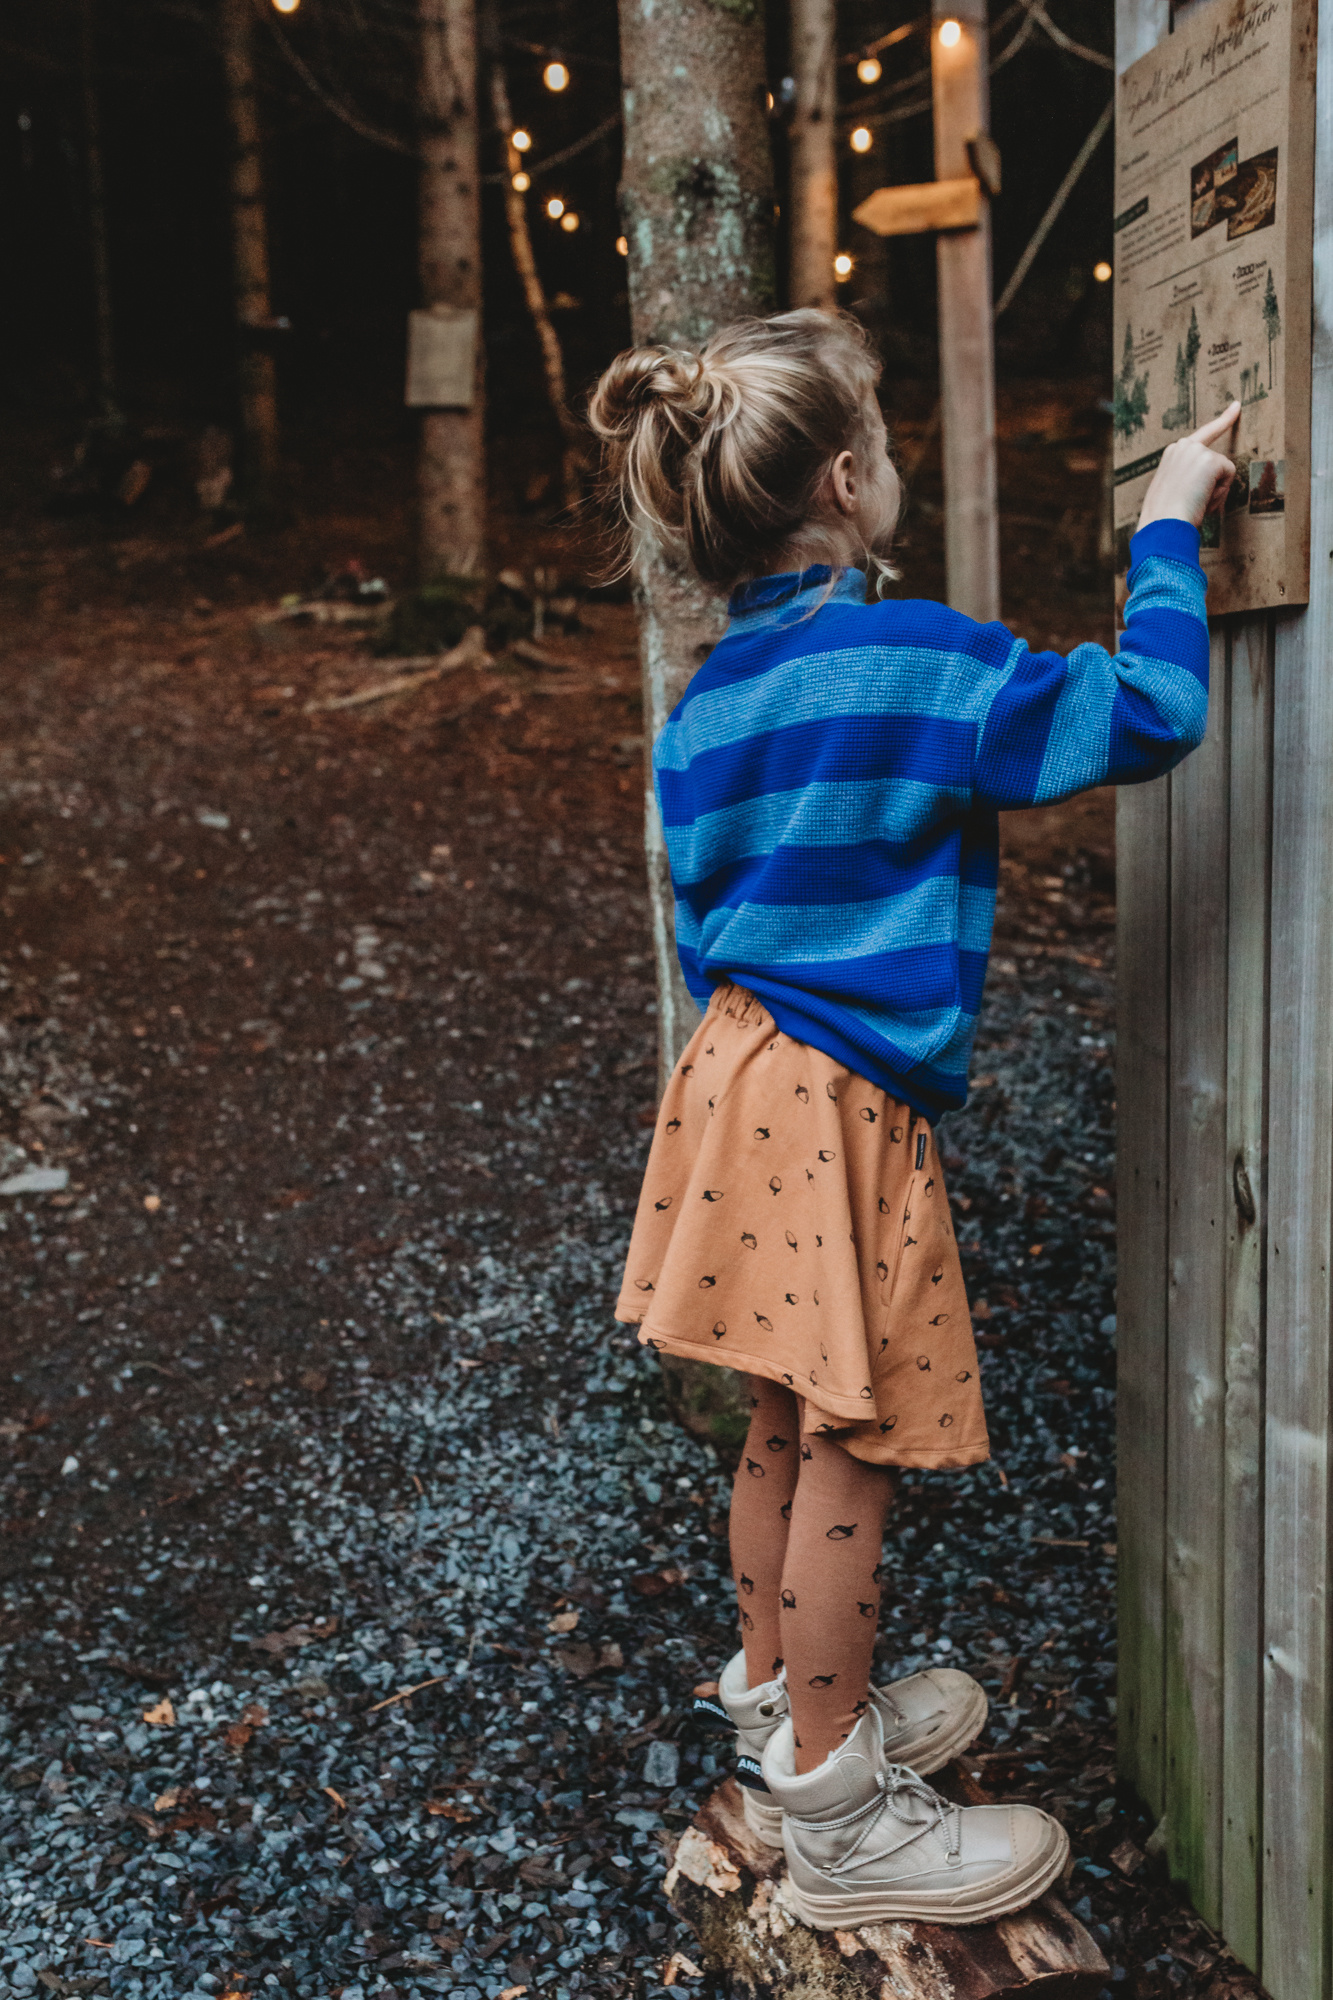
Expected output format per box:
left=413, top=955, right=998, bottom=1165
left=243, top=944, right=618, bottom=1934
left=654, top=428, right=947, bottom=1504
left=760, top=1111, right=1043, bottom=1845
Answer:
left=543, top=60, right=569, bottom=91
left=616, top=235, right=628, bottom=256
left=560, top=211, right=580, bottom=232
left=850, top=126, right=872, bottom=153
left=834, top=253, right=854, bottom=280
left=512, top=128, right=532, bottom=152
left=546, top=196, right=565, bottom=219
left=939, top=18, right=962, bottom=45
left=272, top=0, right=300, bottom=13
left=1093, top=259, right=1113, bottom=282
left=512, top=171, right=531, bottom=192
left=856, top=54, right=882, bottom=83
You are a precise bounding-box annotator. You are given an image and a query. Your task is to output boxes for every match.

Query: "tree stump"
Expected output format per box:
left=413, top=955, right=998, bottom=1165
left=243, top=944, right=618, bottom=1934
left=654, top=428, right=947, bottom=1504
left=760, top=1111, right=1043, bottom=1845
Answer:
left=656, top=1353, right=751, bottom=1466
left=664, top=1778, right=1109, bottom=1999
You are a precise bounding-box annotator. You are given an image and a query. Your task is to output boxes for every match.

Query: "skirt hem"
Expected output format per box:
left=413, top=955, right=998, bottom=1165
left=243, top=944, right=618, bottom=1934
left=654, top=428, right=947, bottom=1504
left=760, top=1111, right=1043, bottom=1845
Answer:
left=625, top=1319, right=991, bottom=1470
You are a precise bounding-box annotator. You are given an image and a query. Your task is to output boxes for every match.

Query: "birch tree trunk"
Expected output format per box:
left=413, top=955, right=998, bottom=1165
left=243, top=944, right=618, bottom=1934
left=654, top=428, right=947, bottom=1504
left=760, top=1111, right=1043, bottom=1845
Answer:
left=489, top=61, right=583, bottom=512
left=788, top=0, right=838, bottom=310
left=220, top=0, right=279, bottom=509
left=418, top=0, right=486, bottom=579
left=618, top=0, right=775, bottom=1458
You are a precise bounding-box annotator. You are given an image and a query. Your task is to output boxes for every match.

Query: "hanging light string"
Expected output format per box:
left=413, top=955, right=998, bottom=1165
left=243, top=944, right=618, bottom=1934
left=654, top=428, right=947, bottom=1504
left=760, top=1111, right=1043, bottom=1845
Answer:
left=251, top=0, right=419, bottom=157
left=838, top=0, right=1112, bottom=135
left=253, top=0, right=1112, bottom=231
left=482, top=110, right=620, bottom=186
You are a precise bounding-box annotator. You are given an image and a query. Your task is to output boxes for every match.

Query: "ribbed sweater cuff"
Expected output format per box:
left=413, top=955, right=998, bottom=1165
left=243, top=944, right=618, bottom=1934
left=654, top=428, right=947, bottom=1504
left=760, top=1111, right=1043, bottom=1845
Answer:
left=1129, top=517, right=1202, bottom=571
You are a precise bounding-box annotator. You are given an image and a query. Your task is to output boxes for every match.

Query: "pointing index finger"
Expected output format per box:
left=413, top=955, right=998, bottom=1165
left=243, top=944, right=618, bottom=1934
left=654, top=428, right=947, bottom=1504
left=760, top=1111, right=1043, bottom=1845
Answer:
left=1191, top=401, right=1241, bottom=446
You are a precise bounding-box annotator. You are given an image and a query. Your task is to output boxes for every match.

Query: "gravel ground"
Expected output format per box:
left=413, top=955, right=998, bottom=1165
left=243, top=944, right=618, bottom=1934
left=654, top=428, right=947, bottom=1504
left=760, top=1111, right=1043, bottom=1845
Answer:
left=0, top=464, right=1262, bottom=2000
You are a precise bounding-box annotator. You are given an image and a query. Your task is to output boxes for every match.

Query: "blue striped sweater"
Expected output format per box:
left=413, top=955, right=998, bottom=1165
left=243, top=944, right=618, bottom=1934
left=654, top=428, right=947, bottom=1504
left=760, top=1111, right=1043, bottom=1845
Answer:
left=653, top=518, right=1209, bottom=1119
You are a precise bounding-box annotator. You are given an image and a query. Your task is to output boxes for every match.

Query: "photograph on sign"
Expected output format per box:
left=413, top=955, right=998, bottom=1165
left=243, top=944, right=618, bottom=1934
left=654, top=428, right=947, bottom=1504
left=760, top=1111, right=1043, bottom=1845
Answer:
left=1112, top=0, right=1314, bottom=612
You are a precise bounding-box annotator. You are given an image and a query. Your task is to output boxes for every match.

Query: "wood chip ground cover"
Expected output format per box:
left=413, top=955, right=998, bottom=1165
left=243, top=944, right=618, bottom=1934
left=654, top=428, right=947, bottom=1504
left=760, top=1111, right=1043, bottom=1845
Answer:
left=0, top=419, right=1261, bottom=2000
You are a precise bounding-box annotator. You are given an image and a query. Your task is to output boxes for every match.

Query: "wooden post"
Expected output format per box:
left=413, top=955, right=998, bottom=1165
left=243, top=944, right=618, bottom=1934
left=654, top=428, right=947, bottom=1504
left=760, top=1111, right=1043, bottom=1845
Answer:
left=220, top=0, right=279, bottom=510
left=788, top=0, right=838, bottom=310
left=417, top=0, right=485, bottom=581
left=1114, top=0, right=1333, bottom=1987
left=931, top=0, right=999, bottom=621
left=488, top=59, right=582, bottom=512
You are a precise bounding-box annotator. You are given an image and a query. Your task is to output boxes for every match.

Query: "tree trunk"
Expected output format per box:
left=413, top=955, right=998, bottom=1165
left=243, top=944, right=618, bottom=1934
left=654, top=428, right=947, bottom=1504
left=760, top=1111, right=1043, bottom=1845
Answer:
left=617, top=0, right=776, bottom=1455
left=418, top=0, right=486, bottom=581
left=489, top=61, right=582, bottom=512
left=788, top=0, right=838, bottom=310
left=220, top=0, right=279, bottom=510
left=617, top=0, right=775, bottom=1089
left=78, top=0, right=120, bottom=427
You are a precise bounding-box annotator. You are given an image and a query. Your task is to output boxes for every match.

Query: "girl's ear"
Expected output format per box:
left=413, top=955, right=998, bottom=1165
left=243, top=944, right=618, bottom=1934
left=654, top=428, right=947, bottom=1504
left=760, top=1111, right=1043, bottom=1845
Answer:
left=829, top=449, right=857, bottom=518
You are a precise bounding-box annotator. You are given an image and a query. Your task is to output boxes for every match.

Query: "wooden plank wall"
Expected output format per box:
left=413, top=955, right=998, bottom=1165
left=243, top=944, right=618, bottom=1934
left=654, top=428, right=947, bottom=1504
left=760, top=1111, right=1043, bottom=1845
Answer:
left=1115, top=0, right=1332, bottom=1989
left=1115, top=0, right=1173, bottom=1857
left=1222, top=620, right=1271, bottom=1971
left=1261, top=0, right=1333, bottom=1968
left=1164, top=628, right=1230, bottom=1923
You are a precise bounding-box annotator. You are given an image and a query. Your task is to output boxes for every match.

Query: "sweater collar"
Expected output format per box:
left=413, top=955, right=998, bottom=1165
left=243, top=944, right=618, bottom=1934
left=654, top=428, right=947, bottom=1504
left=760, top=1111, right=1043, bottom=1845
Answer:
left=727, top=566, right=867, bottom=622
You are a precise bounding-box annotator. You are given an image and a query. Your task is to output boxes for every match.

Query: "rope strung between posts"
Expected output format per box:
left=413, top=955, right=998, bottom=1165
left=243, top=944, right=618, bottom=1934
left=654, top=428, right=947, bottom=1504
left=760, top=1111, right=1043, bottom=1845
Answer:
left=992, top=96, right=1115, bottom=316
left=1020, top=0, right=1115, bottom=71
left=900, top=95, right=1114, bottom=484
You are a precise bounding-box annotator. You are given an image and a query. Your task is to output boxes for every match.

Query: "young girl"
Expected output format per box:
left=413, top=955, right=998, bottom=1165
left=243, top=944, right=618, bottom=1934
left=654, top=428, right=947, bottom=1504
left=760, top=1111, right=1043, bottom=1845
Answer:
left=590, top=311, right=1236, bottom=1929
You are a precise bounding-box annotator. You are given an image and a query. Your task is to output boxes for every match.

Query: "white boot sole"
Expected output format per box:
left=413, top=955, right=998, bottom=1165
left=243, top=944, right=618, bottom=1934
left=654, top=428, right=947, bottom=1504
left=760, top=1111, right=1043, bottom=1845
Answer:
left=742, top=1786, right=784, bottom=1848
left=885, top=1680, right=990, bottom=1777
left=784, top=1816, right=1070, bottom=1929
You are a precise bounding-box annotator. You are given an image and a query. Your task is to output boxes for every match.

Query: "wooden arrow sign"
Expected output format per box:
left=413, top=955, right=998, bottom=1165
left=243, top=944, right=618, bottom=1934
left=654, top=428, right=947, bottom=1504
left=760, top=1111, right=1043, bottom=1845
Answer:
left=852, top=175, right=982, bottom=237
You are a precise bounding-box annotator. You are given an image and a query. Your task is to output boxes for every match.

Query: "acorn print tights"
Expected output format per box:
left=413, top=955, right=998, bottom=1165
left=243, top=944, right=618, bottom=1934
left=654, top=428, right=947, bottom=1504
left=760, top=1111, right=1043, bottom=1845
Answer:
left=729, top=1373, right=895, bottom=1771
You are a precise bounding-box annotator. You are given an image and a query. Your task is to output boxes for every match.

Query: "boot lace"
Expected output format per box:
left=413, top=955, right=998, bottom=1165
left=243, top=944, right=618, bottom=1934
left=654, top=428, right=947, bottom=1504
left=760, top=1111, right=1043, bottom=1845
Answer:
left=788, top=1763, right=963, bottom=1877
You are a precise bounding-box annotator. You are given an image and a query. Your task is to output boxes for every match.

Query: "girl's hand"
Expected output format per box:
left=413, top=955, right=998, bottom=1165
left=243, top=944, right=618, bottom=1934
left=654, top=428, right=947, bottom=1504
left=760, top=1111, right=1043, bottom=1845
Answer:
left=1137, top=401, right=1240, bottom=531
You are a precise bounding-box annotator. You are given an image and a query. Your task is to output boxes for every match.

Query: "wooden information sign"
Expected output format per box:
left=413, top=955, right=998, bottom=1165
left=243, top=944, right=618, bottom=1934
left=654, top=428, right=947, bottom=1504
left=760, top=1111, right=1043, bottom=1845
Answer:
left=1112, top=0, right=1315, bottom=611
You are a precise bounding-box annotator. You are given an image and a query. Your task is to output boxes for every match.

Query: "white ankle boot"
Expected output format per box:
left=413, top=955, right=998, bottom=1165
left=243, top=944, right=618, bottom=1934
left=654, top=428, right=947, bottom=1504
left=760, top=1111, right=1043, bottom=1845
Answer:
left=715, top=1649, right=789, bottom=1846
left=761, top=1706, right=1068, bottom=1927
left=713, top=1649, right=990, bottom=1850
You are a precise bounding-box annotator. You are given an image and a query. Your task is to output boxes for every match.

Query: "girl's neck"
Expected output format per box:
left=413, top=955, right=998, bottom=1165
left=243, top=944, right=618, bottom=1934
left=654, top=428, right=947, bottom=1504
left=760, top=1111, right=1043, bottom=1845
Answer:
left=760, top=530, right=861, bottom=579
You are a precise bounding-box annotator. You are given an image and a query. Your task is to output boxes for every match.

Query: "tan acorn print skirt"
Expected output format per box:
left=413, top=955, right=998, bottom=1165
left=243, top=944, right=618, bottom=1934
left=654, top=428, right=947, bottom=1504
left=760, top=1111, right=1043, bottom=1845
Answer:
left=616, top=983, right=989, bottom=1469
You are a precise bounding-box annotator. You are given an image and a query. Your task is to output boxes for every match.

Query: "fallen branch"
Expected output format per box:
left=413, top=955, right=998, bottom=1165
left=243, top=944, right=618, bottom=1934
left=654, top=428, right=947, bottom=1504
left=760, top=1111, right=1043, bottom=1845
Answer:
left=261, top=599, right=383, bottom=627
left=305, top=627, right=491, bottom=713
left=366, top=1675, right=447, bottom=1713
left=511, top=637, right=579, bottom=671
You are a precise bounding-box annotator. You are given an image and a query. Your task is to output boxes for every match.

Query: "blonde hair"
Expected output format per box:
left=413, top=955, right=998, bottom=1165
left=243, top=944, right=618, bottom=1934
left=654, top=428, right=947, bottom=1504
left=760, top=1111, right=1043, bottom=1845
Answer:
left=588, top=309, right=896, bottom=593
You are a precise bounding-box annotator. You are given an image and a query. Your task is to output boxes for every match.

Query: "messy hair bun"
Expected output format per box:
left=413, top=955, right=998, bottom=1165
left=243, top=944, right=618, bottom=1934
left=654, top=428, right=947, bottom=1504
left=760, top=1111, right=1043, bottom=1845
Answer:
left=588, top=310, right=891, bottom=591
